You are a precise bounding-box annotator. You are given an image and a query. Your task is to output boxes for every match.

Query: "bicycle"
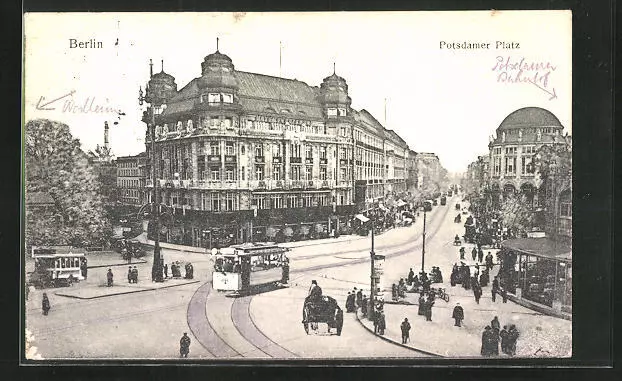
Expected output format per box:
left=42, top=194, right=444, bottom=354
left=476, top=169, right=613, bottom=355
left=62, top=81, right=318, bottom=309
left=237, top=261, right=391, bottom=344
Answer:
left=429, top=287, right=450, bottom=302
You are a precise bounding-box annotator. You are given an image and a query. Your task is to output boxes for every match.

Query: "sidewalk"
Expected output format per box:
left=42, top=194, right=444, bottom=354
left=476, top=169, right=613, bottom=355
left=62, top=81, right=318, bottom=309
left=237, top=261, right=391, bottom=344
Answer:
left=354, top=280, right=572, bottom=358
left=54, top=278, right=200, bottom=299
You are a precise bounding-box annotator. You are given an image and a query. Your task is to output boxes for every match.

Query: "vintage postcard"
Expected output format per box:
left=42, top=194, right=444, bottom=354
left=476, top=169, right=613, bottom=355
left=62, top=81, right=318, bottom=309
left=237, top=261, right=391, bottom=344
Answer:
left=23, top=11, right=572, bottom=361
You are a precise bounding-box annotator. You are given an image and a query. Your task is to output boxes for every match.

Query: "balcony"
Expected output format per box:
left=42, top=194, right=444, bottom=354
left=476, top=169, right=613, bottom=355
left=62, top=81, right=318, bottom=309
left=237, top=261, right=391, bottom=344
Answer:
left=291, top=157, right=302, bottom=164
left=339, top=159, right=348, bottom=166
left=304, top=158, right=313, bottom=164
left=255, top=156, right=265, bottom=163
left=319, top=158, right=328, bottom=165
left=189, top=180, right=239, bottom=190
left=273, top=156, right=283, bottom=164
left=224, top=155, right=237, bottom=163
left=291, top=180, right=305, bottom=189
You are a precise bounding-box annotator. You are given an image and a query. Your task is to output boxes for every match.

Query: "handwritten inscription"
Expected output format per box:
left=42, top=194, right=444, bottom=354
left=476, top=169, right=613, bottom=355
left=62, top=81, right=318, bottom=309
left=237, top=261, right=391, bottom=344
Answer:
left=492, top=56, right=557, bottom=100
left=35, top=91, right=120, bottom=114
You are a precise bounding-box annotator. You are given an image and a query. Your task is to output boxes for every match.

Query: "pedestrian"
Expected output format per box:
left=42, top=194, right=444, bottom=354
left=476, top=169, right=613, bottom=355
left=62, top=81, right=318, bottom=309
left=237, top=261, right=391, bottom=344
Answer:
left=492, top=276, right=499, bottom=302
left=407, top=268, right=415, bottom=284
left=400, top=318, right=411, bottom=344
left=42, top=293, right=50, bottom=316
left=478, top=248, right=484, bottom=263
left=81, top=260, right=88, bottom=280
left=164, top=263, right=168, bottom=279
left=361, top=294, right=368, bottom=317
left=490, top=325, right=500, bottom=355
left=501, top=287, right=508, bottom=303
left=128, top=266, right=133, bottom=284
left=481, top=326, right=493, bottom=356
left=425, top=297, right=434, bottom=321
left=452, top=303, right=464, bottom=327
left=508, top=325, right=520, bottom=356
left=376, top=309, right=386, bottom=335
left=417, top=293, right=426, bottom=316
left=132, top=266, right=139, bottom=283
left=471, top=247, right=477, bottom=261
left=491, top=316, right=501, bottom=331
left=485, top=252, right=494, bottom=271
left=335, top=308, right=343, bottom=336
left=356, top=288, right=363, bottom=308
left=107, top=268, right=114, bottom=287
left=473, top=284, right=482, bottom=304
left=180, top=332, right=191, bottom=358
left=459, top=246, right=465, bottom=260
left=500, top=325, right=510, bottom=355
left=392, top=284, right=398, bottom=301
left=346, top=292, right=354, bottom=313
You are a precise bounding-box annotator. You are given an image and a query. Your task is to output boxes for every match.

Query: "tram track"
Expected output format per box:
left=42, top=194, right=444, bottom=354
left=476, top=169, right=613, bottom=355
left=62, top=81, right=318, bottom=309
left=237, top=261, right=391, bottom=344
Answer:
left=185, top=202, right=454, bottom=358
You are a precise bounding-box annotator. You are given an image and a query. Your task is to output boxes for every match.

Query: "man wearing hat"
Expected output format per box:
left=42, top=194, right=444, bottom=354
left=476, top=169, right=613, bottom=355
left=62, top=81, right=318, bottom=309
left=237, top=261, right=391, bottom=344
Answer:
left=306, top=280, right=323, bottom=305
left=179, top=332, right=191, bottom=358
left=452, top=302, right=464, bottom=327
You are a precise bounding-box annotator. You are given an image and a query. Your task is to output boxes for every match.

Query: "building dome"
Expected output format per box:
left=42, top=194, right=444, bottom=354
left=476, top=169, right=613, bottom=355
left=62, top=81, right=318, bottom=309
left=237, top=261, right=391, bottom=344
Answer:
left=320, top=72, right=350, bottom=105
left=146, top=70, right=177, bottom=106
left=199, top=50, right=240, bottom=89
left=498, top=107, right=563, bottom=131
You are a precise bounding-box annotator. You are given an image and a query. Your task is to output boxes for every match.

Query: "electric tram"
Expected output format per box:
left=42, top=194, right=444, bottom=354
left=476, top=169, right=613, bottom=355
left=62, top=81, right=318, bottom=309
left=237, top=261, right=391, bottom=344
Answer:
left=29, top=246, right=86, bottom=288
left=212, top=242, right=290, bottom=294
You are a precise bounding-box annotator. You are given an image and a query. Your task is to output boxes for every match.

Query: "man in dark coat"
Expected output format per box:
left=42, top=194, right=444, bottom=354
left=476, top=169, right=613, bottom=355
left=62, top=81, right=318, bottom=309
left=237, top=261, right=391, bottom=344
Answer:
left=508, top=325, right=519, bottom=356
left=491, top=316, right=501, bottom=331
left=471, top=247, right=477, bottom=261
left=306, top=280, right=323, bottom=305
left=81, top=260, right=88, bottom=280
left=376, top=310, right=386, bottom=335
left=361, top=295, right=368, bottom=318
left=163, top=263, right=168, bottom=279
left=452, top=303, right=464, bottom=327
left=418, top=294, right=426, bottom=316
left=42, top=293, right=50, bottom=316
left=335, top=308, right=343, bottom=336
left=132, top=266, right=138, bottom=283
left=490, top=326, right=500, bottom=355
left=459, top=246, right=466, bottom=260
left=180, top=332, right=191, bottom=358
left=356, top=288, right=363, bottom=308
left=477, top=248, right=484, bottom=263
left=401, top=318, right=411, bottom=344
left=407, top=268, right=415, bottom=284
left=492, top=276, right=500, bottom=302
left=107, top=269, right=114, bottom=287
left=473, top=284, right=482, bottom=304
left=424, top=297, right=434, bottom=321
left=501, top=287, right=508, bottom=303
left=481, top=326, right=493, bottom=356
left=345, top=292, right=355, bottom=313
left=485, top=252, right=494, bottom=270
left=127, top=266, right=133, bottom=284
left=500, top=325, right=510, bottom=355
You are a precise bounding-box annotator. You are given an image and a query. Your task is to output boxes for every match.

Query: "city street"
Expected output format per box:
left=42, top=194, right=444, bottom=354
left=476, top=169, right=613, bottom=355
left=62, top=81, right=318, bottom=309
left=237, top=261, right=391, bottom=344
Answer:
left=25, top=194, right=570, bottom=360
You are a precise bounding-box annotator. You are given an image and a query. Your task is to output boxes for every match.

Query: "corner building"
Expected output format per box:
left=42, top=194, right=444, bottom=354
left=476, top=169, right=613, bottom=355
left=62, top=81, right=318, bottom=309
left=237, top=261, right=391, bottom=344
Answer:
left=142, top=49, right=410, bottom=248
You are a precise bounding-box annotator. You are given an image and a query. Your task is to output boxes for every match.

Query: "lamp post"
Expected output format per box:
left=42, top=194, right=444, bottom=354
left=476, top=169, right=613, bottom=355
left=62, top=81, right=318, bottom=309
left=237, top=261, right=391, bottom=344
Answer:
left=138, top=86, right=164, bottom=282
left=369, top=209, right=376, bottom=319
left=421, top=208, right=427, bottom=273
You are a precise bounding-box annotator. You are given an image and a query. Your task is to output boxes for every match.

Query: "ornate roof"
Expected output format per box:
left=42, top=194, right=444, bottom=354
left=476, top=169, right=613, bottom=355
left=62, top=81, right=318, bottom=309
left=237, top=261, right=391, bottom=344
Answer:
left=498, top=107, right=563, bottom=130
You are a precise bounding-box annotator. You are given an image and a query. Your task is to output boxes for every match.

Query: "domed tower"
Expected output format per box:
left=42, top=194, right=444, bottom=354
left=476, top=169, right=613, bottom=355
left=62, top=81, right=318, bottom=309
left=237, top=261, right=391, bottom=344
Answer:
left=197, top=40, right=240, bottom=106
left=319, top=65, right=352, bottom=118
left=145, top=59, right=178, bottom=108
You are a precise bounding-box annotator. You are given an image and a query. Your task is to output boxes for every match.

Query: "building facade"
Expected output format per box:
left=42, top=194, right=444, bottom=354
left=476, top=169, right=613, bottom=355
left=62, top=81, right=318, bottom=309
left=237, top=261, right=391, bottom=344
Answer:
left=116, top=152, right=147, bottom=206
left=140, top=49, right=422, bottom=247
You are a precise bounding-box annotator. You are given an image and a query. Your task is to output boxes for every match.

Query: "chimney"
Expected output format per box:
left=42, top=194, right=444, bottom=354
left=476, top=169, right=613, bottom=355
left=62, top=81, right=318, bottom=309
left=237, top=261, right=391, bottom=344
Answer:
left=104, top=121, right=109, bottom=150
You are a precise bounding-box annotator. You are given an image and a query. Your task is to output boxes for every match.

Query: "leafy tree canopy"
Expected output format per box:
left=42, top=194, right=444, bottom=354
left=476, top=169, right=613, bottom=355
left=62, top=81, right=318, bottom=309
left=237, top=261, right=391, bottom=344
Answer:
left=25, top=119, right=112, bottom=248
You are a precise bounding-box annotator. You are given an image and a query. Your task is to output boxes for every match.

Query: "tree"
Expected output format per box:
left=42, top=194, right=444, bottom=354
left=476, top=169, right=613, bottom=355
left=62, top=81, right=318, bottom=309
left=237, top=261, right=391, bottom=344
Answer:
left=25, top=119, right=113, bottom=248
left=498, top=193, right=535, bottom=234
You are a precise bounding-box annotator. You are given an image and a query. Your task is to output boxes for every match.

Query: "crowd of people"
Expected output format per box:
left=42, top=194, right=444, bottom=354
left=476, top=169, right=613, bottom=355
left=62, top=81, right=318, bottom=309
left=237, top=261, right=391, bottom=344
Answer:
left=481, top=316, right=520, bottom=356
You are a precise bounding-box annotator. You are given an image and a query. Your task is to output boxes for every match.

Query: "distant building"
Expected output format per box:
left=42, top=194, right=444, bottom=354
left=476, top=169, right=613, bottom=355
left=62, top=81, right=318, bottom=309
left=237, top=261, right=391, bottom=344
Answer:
left=116, top=152, right=147, bottom=206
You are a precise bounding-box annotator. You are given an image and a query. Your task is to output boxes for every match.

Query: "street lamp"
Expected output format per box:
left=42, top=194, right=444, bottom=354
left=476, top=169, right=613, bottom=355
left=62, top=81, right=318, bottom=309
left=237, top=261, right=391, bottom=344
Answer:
left=138, top=85, right=164, bottom=282
left=421, top=207, right=427, bottom=273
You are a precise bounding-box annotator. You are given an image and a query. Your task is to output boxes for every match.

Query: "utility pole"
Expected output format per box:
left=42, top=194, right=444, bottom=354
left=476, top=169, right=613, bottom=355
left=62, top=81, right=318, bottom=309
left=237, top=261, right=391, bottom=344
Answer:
left=421, top=209, right=427, bottom=273
left=370, top=212, right=376, bottom=319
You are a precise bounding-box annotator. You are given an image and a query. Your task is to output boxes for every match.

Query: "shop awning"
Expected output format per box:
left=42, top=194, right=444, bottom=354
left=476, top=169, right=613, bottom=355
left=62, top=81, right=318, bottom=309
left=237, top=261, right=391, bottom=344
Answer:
left=501, top=237, right=572, bottom=262
left=355, top=214, right=370, bottom=223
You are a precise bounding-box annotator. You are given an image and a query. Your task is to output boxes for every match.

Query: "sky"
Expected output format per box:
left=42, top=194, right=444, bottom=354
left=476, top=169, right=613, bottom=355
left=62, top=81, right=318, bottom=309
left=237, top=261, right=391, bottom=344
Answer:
left=24, top=11, right=571, bottom=174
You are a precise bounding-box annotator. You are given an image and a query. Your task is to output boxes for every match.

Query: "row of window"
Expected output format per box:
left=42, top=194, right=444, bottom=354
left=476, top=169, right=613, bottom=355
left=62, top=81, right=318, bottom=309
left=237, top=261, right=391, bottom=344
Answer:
left=118, top=169, right=141, bottom=177
left=199, top=92, right=234, bottom=104
left=119, top=179, right=141, bottom=188
left=492, top=156, right=534, bottom=176
left=493, top=146, right=536, bottom=155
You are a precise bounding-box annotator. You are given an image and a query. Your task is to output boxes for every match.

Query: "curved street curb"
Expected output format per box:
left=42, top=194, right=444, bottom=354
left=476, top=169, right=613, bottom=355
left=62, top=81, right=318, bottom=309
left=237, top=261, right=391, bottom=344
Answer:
left=354, top=309, right=444, bottom=358
left=54, top=279, right=200, bottom=299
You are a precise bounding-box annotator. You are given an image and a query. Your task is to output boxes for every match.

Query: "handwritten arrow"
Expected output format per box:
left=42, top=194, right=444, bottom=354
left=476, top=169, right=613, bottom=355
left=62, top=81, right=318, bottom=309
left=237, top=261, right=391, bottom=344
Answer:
left=527, top=79, right=557, bottom=101
left=35, top=90, right=76, bottom=110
